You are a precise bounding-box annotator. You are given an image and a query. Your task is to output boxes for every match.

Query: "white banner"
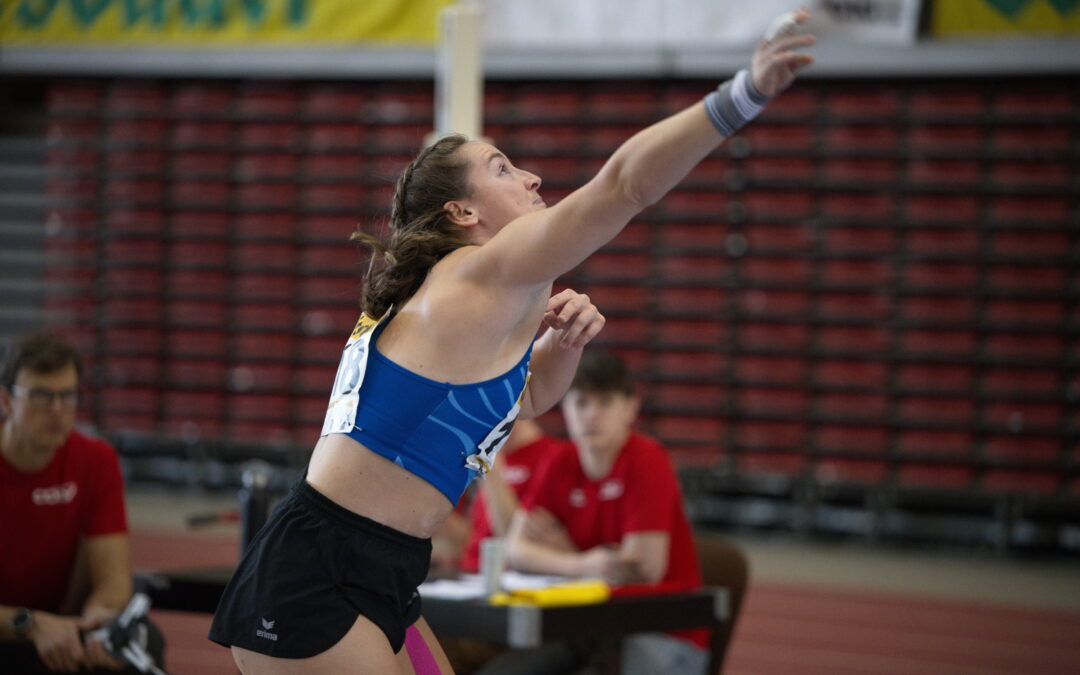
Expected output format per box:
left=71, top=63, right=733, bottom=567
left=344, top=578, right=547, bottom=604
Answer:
left=482, top=0, right=921, bottom=48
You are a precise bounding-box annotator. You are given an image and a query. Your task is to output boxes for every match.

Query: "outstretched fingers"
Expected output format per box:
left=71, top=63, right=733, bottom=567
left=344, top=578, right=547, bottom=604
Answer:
left=751, top=11, right=817, bottom=97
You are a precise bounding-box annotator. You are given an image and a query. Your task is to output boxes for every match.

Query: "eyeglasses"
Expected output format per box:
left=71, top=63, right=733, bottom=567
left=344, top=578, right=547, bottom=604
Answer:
left=10, top=385, right=79, bottom=409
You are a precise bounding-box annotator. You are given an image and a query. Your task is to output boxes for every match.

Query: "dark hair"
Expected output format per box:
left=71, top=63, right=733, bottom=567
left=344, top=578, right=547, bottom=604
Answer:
left=352, top=134, right=473, bottom=319
left=1, top=332, right=83, bottom=390
left=570, top=348, right=635, bottom=397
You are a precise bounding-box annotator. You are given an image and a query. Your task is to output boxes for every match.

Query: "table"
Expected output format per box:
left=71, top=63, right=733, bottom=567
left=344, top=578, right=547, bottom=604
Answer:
left=137, top=567, right=729, bottom=674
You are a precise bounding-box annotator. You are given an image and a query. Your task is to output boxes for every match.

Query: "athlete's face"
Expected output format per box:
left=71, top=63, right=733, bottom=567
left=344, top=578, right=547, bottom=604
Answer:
left=0, top=364, right=79, bottom=457
left=456, top=141, right=544, bottom=232
left=561, top=389, right=639, bottom=461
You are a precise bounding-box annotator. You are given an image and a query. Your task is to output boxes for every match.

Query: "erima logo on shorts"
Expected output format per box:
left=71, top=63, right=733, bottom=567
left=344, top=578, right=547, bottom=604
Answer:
left=256, top=618, right=278, bottom=641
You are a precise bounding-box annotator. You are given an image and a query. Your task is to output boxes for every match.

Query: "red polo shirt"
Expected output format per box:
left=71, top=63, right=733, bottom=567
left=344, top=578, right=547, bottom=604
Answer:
left=0, top=429, right=128, bottom=612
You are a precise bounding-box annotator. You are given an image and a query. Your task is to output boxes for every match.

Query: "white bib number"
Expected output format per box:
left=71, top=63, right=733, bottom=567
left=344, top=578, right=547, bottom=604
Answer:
left=321, top=313, right=382, bottom=437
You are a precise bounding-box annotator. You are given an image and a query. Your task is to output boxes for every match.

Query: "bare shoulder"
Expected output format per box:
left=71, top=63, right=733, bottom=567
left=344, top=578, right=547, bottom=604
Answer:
left=377, top=252, right=549, bottom=383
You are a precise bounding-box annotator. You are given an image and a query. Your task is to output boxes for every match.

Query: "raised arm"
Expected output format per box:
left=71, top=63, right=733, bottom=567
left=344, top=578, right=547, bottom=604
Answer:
left=459, top=11, right=816, bottom=289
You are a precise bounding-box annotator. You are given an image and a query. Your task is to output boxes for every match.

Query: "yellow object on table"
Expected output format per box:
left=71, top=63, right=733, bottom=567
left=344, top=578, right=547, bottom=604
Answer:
left=490, top=580, right=610, bottom=607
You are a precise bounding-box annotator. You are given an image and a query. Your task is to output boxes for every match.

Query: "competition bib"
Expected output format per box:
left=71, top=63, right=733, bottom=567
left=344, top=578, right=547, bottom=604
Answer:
left=466, top=370, right=531, bottom=476
left=320, top=311, right=384, bottom=436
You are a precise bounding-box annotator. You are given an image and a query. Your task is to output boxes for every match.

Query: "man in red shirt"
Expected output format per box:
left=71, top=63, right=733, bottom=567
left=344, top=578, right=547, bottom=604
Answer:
left=503, top=348, right=727, bottom=675
left=0, top=333, right=142, bottom=673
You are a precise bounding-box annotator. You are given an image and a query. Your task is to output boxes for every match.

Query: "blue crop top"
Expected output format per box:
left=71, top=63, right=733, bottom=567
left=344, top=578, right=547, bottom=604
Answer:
left=320, top=314, right=533, bottom=504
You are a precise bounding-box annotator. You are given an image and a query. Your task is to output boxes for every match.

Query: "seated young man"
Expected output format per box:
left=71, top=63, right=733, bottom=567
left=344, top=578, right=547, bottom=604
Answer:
left=0, top=333, right=163, bottom=673
left=501, top=348, right=738, bottom=675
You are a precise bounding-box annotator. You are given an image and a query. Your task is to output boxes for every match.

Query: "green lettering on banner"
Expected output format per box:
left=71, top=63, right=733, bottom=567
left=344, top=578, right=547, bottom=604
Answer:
left=987, top=0, right=1079, bottom=18
left=1047, top=0, right=1080, bottom=16
left=16, top=0, right=58, bottom=27
left=72, top=0, right=110, bottom=26
left=123, top=0, right=166, bottom=28
left=286, top=0, right=304, bottom=24
left=986, top=0, right=1029, bottom=19
left=3, top=0, right=439, bottom=44
left=179, top=0, right=225, bottom=28
left=174, top=0, right=308, bottom=28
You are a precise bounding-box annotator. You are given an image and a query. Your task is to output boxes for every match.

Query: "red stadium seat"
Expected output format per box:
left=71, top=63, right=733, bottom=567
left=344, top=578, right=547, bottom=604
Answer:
left=981, top=471, right=1059, bottom=495
left=48, top=83, right=103, bottom=114
left=656, top=319, right=728, bottom=348
left=738, top=452, right=807, bottom=476
left=897, top=430, right=973, bottom=457
left=233, top=333, right=294, bottom=361
left=898, top=362, right=976, bottom=395
left=814, top=360, right=887, bottom=389
left=167, top=360, right=227, bottom=388
left=815, top=459, right=888, bottom=485
left=909, top=90, right=984, bottom=119
left=168, top=330, right=227, bottom=359
left=815, top=425, right=888, bottom=455
left=899, top=396, right=975, bottom=425
left=737, top=387, right=809, bottom=416
left=818, top=292, right=891, bottom=321
left=820, top=258, right=889, bottom=285
left=169, top=301, right=228, bottom=328
left=655, top=350, right=727, bottom=378
left=897, top=464, right=973, bottom=489
left=236, top=84, right=300, bottom=118
left=737, top=356, right=807, bottom=385
left=654, top=416, right=726, bottom=444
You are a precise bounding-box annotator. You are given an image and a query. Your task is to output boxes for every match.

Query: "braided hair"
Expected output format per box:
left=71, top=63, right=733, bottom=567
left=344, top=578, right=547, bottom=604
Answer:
left=352, top=134, right=473, bottom=320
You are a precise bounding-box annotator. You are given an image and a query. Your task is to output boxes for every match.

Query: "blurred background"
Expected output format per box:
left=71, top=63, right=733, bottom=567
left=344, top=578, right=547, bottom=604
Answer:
left=2, top=1, right=1079, bottom=672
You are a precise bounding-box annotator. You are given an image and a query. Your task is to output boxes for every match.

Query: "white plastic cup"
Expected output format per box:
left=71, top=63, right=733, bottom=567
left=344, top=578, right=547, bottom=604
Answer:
left=479, top=537, right=505, bottom=596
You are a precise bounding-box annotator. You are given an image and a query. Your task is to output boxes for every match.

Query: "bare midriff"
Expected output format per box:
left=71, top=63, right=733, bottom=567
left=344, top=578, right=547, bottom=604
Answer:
left=305, top=433, right=454, bottom=539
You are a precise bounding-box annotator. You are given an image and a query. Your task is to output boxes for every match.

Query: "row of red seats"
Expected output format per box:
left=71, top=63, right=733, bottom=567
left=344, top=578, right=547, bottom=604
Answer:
left=47, top=79, right=1072, bottom=121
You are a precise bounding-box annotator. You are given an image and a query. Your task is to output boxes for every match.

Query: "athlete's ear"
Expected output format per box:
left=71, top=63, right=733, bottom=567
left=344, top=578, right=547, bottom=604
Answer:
left=444, top=200, right=478, bottom=228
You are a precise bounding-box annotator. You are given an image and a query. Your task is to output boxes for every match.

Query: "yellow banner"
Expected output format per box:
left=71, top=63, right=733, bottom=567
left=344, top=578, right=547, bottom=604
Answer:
left=0, top=0, right=454, bottom=46
left=932, top=0, right=1080, bottom=35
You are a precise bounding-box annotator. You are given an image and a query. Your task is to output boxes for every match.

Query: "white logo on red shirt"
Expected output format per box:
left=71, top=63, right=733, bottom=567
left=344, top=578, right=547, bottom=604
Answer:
left=32, top=481, right=78, bottom=505
left=599, top=480, right=624, bottom=501
left=504, top=465, right=531, bottom=485
left=568, top=488, right=586, bottom=508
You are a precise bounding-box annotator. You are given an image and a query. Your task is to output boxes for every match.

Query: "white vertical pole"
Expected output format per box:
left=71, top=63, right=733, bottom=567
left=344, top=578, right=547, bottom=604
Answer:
left=433, top=1, right=484, bottom=143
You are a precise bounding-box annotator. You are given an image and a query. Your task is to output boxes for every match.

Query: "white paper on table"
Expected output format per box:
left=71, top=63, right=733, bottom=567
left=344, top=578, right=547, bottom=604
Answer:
left=418, top=571, right=577, bottom=599
left=418, top=575, right=486, bottom=600
left=499, top=571, right=575, bottom=591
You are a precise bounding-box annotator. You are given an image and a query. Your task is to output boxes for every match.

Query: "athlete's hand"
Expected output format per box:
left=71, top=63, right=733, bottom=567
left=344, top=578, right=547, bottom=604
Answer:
left=751, top=7, right=816, bottom=97
left=579, top=546, right=644, bottom=584
left=522, top=507, right=576, bottom=552
left=543, top=289, right=605, bottom=350
left=79, top=607, right=124, bottom=671
left=28, top=611, right=85, bottom=673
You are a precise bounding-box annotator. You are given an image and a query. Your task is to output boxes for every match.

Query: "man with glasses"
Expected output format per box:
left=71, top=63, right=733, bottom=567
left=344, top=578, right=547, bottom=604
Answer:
left=0, top=332, right=147, bottom=672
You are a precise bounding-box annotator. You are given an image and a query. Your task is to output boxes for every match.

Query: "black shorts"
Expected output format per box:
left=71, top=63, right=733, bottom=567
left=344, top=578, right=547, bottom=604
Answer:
left=208, top=479, right=432, bottom=658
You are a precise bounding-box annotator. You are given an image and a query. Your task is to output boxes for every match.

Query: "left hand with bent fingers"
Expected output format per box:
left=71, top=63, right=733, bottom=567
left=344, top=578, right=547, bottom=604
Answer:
left=544, top=289, right=606, bottom=350
left=751, top=7, right=817, bottom=97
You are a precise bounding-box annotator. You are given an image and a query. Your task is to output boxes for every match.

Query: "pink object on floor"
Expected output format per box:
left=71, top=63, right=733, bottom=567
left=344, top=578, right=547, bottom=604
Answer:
left=404, top=624, right=441, bottom=675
